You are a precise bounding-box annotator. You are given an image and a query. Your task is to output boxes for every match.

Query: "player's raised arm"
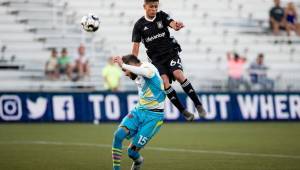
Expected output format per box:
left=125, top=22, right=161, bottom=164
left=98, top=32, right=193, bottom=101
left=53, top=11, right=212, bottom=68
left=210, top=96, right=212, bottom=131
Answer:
left=169, top=21, right=184, bottom=31
left=122, top=63, right=154, bottom=78
left=113, top=56, right=154, bottom=78
left=160, top=10, right=184, bottom=31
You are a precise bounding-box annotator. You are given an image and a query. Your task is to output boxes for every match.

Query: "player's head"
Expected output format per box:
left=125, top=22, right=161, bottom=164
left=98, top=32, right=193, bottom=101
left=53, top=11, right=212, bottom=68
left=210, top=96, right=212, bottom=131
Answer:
left=144, top=0, right=159, bottom=18
left=122, top=54, right=141, bottom=80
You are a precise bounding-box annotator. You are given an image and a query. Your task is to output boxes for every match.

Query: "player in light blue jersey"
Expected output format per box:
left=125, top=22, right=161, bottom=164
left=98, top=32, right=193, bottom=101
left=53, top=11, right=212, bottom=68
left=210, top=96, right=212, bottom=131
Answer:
left=111, top=54, right=166, bottom=170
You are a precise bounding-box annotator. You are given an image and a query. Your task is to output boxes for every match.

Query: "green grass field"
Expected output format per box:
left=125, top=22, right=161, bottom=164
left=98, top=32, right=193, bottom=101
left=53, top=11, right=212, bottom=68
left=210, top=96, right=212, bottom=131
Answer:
left=0, top=123, right=300, bottom=170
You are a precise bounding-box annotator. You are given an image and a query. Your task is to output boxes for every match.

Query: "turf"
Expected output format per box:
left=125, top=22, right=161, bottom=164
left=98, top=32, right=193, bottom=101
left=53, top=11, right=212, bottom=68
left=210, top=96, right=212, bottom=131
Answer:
left=0, top=123, right=300, bottom=170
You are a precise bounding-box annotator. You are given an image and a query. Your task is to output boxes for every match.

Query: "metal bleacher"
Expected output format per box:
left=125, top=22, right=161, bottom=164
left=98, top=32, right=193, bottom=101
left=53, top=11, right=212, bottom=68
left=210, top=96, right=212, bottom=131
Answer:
left=0, top=0, right=105, bottom=91
left=0, top=0, right=300, bottom=91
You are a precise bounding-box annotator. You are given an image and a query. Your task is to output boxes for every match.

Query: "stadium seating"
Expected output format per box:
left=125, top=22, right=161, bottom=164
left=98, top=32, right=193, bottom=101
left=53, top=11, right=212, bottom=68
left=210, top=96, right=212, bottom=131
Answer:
left=0, top=0, right=300, bottom=91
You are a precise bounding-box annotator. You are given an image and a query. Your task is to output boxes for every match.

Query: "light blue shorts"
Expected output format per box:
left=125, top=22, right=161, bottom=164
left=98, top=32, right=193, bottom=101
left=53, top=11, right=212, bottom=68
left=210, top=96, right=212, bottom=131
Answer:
left=119, top=108, right=164, bottom=148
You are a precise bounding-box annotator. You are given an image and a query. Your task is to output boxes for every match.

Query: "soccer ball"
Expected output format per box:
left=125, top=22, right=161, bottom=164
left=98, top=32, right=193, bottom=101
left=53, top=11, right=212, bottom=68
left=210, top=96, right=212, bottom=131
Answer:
left=81, top=13, right=100, bottom=32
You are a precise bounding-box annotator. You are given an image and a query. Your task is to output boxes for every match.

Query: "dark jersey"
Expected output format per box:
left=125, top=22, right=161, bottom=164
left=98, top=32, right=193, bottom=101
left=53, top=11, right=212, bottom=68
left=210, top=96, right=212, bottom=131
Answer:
left=132, top=11, right=181, bottom=63
left=270, top=6, right=285, bottom=22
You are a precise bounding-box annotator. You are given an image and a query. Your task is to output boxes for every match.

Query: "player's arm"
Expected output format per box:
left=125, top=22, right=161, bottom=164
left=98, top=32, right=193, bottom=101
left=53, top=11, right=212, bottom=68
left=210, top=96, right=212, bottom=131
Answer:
left=114, top=56, right=154, bottom=78
left=169, top=21, right=184, bottom=31
left=131, top=21, right=141, bottom=57
left=122, top=64, right=154, bottom=78
left=132, top=42, right=140, bottom=57
left=160, top=11, right=184, bottom=31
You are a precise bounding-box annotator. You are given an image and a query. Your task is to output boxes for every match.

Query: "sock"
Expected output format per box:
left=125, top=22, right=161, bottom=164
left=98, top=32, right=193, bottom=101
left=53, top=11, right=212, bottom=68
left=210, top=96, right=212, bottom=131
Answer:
left=112, top=128, right=127, bottom=170
left=165, top=86, right=185, bottom=112
left=128, top=147, right=141, bottom=161
left=181, top=79, right=202, bottom=106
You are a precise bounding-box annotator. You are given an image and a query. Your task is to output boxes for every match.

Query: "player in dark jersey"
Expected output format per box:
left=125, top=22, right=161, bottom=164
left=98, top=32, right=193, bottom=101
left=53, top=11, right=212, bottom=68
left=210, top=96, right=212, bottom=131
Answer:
left=131, top=0, right=206, bottom=121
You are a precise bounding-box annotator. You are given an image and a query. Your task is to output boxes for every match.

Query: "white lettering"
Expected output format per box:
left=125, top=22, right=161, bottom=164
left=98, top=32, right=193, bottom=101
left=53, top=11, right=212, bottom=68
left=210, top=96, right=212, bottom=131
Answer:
left=145, top=32, right=166, bottom=43
left=127, top=95, right=139, bottom=113
left=105, top=95, right=120, bottom=120
left=275, top=95, right=289, bottom=119
left=165, top=99, right=180, bottom=120
left=289, top=95, right=300, bottom=119
left=205, top=95, right=216, bottom=120
left=260, top=95, right=275, bottom=119
left=215, top=95, right=230, bottom=120
left=237, top=95, right=258, bottom=120
left=52, top=96, right=75, bottom=121
left=88, top=95, right=104, bottom=121
left=0, top=95, right=22, bottom=121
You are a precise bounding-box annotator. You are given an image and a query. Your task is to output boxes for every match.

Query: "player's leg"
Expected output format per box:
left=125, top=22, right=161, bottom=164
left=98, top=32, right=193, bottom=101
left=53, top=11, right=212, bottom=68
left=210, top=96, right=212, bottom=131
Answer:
left=162, top=74, right=184, bottom=112
left=162, top=74, right=194, bottom=121
left=112, top=126, right=129, bottom=170
left=128, top=144, right=143, bottom=170
left=173, top=69, right=206, bottom=117
left=170, top=57, right=206, bottom=117
left=129, top=112, right=164, bottom=170
left=112, top=111, right=139, bottom=170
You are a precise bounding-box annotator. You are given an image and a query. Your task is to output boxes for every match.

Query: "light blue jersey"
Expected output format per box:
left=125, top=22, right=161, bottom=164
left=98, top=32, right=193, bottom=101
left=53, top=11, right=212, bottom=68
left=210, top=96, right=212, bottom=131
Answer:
left=119, top=62, right=166, bottom=148
left=134, top=62, right=166, bottom=112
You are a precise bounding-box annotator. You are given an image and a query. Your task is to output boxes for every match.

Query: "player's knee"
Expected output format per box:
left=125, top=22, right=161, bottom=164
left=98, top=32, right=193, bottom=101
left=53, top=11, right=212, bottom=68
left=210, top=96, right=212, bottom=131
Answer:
left=161, top=75, right=170, bottom=88
left=161, top=75, right=169, bottom=81
left=113, top=127, right=128, bottom=141
left=173, top=70, right=186, bottom=82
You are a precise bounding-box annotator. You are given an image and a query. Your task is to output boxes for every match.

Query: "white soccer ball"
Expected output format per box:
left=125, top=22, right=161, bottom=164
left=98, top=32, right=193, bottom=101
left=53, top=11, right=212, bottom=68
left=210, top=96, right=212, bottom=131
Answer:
left=81, top=13, right=100, bottom=32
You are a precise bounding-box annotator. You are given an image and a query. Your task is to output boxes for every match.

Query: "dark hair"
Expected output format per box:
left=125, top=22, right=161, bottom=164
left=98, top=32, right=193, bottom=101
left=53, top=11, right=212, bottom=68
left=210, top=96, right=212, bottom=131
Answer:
left=258, top=53, right=264, bottom=58
left=51, top=48, right=57, bottom=53
left=61, top=48, right=67, bottom=53
left=233, top=53, right=240, bottom=61
left=122, top=54, right=140, bottom=64
left=145, top=0, right=159, bottom=3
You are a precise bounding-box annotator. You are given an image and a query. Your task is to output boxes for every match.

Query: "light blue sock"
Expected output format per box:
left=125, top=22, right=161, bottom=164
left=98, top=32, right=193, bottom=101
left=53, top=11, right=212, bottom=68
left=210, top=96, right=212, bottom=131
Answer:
left=128, top=147, right=140, bottom=160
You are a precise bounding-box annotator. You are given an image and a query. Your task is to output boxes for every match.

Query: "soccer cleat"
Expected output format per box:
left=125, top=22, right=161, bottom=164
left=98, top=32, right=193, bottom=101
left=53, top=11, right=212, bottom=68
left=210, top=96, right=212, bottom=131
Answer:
left=182, top=110, right=194, bottom=121
left=196, top=105, right=207, bottom=118
left=131, top=156, right=144, bottom=170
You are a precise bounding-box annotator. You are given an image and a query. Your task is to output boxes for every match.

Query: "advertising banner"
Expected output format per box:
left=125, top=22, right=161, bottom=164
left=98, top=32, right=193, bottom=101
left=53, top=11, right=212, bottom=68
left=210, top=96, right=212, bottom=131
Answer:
left=0, top=92, right=299, bottom=122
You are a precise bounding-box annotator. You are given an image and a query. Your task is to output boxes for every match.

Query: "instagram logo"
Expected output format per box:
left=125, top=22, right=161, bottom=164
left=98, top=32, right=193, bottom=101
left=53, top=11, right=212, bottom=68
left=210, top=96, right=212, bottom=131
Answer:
left=0, top=95, right=22, bottom=121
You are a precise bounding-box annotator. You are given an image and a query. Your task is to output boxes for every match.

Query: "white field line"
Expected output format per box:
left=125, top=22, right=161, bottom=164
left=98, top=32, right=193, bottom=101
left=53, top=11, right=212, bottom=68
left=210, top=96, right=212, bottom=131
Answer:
left=0, top=140, right=300, bottom=160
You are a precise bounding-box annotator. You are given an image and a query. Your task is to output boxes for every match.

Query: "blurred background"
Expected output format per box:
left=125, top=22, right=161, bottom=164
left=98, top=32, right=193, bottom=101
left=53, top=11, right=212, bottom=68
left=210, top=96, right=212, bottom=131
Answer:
left=0, top=1, right=300, bottom=170
left=0, top=0, right=299, bottom=92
